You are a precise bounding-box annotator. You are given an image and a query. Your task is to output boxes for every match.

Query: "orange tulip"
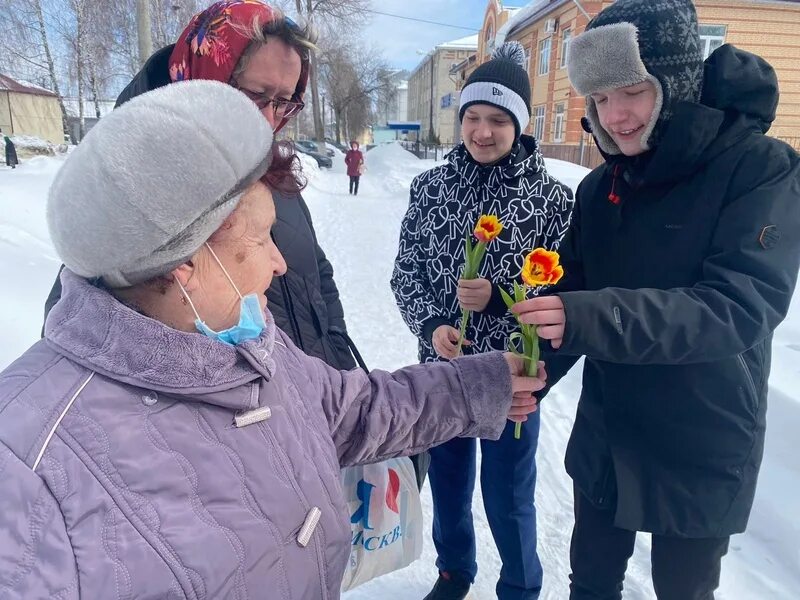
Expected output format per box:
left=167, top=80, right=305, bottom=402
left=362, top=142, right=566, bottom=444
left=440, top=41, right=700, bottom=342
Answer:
left=521, top=248, right=564, bottom=287
left=474, top=215, right=503, bottom=243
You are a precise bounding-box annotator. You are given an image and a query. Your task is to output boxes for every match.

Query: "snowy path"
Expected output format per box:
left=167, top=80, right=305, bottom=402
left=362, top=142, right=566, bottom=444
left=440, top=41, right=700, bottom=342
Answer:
left=0, top=146, right=797, bottom=599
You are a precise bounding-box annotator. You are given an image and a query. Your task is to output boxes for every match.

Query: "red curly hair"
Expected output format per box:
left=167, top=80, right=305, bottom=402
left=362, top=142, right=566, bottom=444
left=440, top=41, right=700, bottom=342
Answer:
left=261, top=140, right=307, bottom=195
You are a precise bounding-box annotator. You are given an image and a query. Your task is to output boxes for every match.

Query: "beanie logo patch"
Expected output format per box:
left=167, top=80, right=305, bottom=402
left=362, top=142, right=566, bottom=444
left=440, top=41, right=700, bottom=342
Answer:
left=492, top=87, right=504, bottom=96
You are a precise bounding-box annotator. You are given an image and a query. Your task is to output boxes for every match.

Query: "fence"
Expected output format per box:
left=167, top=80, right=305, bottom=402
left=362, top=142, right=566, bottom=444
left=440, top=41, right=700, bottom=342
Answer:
left=538, top=135, right=604, bottom=170
left=399, top=141, right=452, bottom=161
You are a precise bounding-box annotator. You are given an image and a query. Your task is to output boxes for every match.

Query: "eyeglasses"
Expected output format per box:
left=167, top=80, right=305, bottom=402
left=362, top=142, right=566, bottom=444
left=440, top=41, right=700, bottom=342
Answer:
left=232, top=81, right=305, bottom=119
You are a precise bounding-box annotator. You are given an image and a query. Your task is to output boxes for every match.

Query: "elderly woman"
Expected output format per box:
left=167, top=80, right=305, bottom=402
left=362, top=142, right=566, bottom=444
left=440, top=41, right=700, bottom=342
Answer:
left=0, top=81, right=544, bottom=599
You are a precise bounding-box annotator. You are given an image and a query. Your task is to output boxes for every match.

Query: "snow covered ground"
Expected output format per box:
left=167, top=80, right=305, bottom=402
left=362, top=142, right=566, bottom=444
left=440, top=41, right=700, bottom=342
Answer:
left=1, top=144, right=798, bottom=599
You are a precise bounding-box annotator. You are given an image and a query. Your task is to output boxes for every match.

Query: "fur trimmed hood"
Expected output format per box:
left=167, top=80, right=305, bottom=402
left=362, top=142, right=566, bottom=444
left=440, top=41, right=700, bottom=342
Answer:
left=567, top=0, right=704, bottom=155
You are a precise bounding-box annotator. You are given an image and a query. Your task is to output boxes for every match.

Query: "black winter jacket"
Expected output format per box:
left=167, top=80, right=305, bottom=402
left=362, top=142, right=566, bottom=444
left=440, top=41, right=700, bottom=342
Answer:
left=391, top=136, right=574, bottom=363
left=43, top=45, right=362, bottom=371
left=544, top=45, right=800, bottom=537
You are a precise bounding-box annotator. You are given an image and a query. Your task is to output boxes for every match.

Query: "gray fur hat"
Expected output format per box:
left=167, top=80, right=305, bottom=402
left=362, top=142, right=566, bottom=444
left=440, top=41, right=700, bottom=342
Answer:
left=567, top=0, right=704, bottom=154
left=47, top=80, right=273, bottom=287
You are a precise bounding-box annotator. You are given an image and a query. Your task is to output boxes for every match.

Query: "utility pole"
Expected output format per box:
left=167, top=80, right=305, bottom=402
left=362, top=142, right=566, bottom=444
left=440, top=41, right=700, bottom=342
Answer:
left=428, top=53, right=435, bottom=143
left=137, top=0, right=153, bottom=67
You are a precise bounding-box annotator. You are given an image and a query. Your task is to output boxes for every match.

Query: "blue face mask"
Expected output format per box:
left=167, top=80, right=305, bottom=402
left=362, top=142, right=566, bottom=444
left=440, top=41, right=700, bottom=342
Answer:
left=194, top=293, right=266, bottom=345
left=177, top=243, right=267, bottom=346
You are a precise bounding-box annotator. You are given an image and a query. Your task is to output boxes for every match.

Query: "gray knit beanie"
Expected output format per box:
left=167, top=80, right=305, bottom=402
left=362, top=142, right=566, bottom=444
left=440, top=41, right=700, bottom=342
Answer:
left=47, top=80, right=273, bottom=287
left=567, top=0, right=704, bottom=154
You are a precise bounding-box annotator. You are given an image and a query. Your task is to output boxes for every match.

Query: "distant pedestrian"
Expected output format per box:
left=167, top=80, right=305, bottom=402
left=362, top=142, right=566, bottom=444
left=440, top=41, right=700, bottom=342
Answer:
left=345, top=140, right=364, bottom=195
left=2, top=128, right=18, bottom=169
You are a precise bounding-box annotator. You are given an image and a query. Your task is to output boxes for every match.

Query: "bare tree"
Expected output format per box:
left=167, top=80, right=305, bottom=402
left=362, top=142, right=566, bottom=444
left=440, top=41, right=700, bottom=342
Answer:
left=0, top=0, right=71, bottom=140
left=319, top=38, right=395, bottom=143
left=150, top=0, right=200, bottom=51
left=292, top=0, right=370, bottom=145
left=69, top=0, right=88, bottom=139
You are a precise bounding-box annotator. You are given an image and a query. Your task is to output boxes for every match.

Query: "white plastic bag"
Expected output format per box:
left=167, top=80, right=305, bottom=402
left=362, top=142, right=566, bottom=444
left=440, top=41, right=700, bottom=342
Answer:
left=339, top=457, right=423, bottom=592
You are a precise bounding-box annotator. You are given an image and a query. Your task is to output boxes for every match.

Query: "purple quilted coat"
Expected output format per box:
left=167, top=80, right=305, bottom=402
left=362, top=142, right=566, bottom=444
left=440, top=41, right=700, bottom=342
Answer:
left=0, top=270, right=513, bottom=599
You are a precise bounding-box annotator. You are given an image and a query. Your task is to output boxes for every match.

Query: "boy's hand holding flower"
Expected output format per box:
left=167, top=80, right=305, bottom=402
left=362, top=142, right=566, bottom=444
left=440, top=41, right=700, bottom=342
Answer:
left=512, top=295, right=566, bottom=349
left=455, top=215, right=504, bottom=354
left=457, top=278, right=493, bottom=312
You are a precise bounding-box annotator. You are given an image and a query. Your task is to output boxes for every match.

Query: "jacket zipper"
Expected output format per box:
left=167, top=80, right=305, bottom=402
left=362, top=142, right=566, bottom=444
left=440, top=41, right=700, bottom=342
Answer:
left=737, top=354, right=758, bottom=406
left=596, top=462, right=614, bottom=506
left=279, top=276, right=304, bottom=350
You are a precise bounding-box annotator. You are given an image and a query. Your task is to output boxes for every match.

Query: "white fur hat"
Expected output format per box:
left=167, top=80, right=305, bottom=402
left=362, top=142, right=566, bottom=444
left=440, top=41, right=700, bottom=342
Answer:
left=47, top=79, right=273, bottom=287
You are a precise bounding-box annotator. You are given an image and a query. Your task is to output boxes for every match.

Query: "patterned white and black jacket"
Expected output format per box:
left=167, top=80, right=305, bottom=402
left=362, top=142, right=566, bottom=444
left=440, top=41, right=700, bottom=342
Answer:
left=391, top=135, right=575, bottom=363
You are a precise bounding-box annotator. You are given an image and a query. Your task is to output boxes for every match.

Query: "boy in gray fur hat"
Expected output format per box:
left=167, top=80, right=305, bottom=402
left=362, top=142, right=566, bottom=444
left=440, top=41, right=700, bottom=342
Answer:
left=512, top=1, right=800, bottom=598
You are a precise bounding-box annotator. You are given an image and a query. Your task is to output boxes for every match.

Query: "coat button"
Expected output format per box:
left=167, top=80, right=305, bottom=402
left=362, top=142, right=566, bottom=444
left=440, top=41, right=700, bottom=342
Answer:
left=142, top=393, right=158, bottom=406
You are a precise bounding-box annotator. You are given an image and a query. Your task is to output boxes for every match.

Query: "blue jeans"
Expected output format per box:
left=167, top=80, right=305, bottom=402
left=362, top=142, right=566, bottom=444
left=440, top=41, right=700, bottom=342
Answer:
left=428, top=414, right=543, bottom=600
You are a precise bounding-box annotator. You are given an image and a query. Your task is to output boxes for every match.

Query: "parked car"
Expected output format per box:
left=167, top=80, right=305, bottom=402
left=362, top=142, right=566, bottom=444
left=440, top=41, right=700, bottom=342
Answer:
left=297, top=139, right=335, bottom=158
left=294, top=143, right=332, bottom=168
left=326, top=139, right=348, bottom=153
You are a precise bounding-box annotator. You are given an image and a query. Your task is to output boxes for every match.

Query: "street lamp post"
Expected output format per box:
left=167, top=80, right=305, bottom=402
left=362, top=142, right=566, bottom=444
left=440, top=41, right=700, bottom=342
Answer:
left=429, top=53, right=435, bottom=143
left=417, top=48, right=437, bottom=144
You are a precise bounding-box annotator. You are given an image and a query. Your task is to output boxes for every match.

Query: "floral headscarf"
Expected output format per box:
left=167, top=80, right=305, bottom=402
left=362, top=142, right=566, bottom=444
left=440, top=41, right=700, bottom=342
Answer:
left=168, top=0, right=310, bottom=133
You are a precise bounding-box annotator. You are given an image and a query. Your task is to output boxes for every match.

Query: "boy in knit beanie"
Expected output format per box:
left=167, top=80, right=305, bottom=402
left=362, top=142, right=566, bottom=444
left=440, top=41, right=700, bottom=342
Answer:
left=512, top=1, right=800, bottom=598
left=392, top=42, right=575, bottom=600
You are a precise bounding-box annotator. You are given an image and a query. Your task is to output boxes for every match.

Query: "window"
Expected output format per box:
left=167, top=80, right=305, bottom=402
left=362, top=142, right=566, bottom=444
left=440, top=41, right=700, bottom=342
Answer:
left=533, top=105, right=546, bottom=140
left=699, top=24, right=726, bottom=59
left=553, top=103, right=565, bottom=142
left=523, top=47, right=532, bottom=73
left=538, top=37, right=551, bottom=76
left=560, top=29, right=571, bottom=69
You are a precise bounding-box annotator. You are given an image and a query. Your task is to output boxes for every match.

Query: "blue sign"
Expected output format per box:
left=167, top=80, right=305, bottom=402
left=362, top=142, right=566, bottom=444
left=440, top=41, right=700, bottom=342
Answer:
left=440, top=93, right=453, bottom=109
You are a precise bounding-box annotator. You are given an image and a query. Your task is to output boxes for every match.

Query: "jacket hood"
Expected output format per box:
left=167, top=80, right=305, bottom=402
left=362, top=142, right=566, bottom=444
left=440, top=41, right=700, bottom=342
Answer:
left=446, top=134, right=545, bottom=182
left=701, top=44, right=778, bottom=134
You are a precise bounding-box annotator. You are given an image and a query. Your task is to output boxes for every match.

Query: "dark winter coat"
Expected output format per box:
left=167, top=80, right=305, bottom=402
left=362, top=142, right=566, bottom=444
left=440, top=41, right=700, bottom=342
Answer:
left=344, top=148, right=363, bottom=177
left=391, top=136, right=574, bottom=363
left=42, top=44, right=362, bottom=371
left=544, top=45, right=800, bottom=537
left=4, top=135, right=18, bottom=167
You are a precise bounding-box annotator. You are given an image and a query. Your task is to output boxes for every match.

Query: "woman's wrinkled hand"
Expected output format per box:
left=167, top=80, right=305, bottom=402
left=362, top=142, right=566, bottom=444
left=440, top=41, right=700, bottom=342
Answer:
left=457, top=278, right=492, bottom=312
left=503, top=353, right=547, bottom=422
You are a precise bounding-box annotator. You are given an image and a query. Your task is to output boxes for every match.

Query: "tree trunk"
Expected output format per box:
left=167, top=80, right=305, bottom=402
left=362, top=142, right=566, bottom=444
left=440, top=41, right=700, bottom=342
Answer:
left=334, top=107, right=342, bottom=144
left=303, top=0, right=325, bottom=147
left=137, top=0, right=153, bottom=66
left=75, top=1, right=86, bottom=140
left=88, top=62, right=101, bottom=119
left=33, top=0, right=70, bottom=142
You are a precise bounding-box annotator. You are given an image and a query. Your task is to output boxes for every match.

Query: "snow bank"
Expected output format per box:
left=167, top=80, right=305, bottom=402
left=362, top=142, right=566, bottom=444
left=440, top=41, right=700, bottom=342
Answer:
left=543, top=158, right=591, bottom=192
left=9, top=135, right=68, bottom=157
left=361, top=143, right=439, bottom=194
